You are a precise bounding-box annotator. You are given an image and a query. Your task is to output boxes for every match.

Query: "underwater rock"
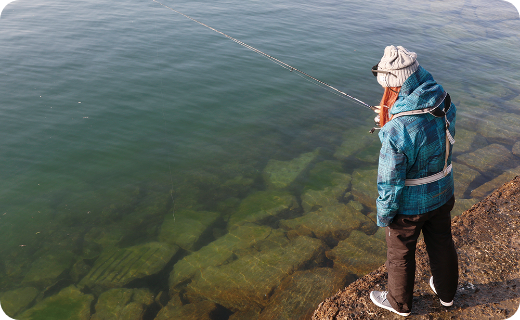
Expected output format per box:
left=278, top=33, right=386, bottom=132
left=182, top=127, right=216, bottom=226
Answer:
left=18, top=285, right=93, bottom=320
left=453, top=128, right=487, bottom=155
left=325, top=229, right=387, bottom=278
left=169, top=224, right=272, bottom=290
left=79, top=242, right=177, bottom=294
left=90, top=288, right=154, bottom=320
left=159, top=209, right=219, bottom=251
left=457, top=144, right=517, bottom=173
left=355, top=139, right=381, bottom=164
left=257, top=268, right=348, bottom=320
left=471, top=166, right=520, bottom=199
left=304, top=160, right=347, bottom=191
left=301, top=173, right=351, bottom=213
left=513, top=142, right=520, bottom=158
left=453, top=162, right=481, bottom=199
left=21, top=250, right=76, bottom=288
left=0, top=287, right=39, bottom=317
left=84, top=225, right=129, bottom=249
left=227, top=190, right=299, bottom=229
left=351, top=168, right=378, bottom=211
left=154, top=300, right=217, bottom=320
left=279, top=202, right=376, bottom=244
left=333, top=129, right=374, bottom=161
left=263, top=148, right=320, bottom=189
left=474, top=113, right=520, bottom=145
left=229, top=309, right=261, bottom=320
left=184, top=236, right=326, bottom=312
left=451, top=198, right=478, bottom=217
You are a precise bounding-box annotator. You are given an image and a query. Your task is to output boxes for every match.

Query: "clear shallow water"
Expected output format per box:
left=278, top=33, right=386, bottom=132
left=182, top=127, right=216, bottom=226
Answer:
left=0, top=0, right=519, bottom=318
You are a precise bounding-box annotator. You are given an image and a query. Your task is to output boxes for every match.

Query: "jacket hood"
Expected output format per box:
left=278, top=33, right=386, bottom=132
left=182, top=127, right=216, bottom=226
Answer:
left=390, top=66, right=445, bottom=115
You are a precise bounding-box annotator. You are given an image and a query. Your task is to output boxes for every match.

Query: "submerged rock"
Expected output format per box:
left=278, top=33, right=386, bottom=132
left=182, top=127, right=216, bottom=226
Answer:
left=154, top=300, right=217, bottom=320
left=79, top=242, right=177, bottom=294
left=90, top=288, right=154, bottom=320
left=326, top=229, right=386, bottom=277
left=453, top=162, right=481, bottom=199
left=301, top=173, right=351, bottom=213
left=351, top=168, right=378, bottom=211
left=169, top=224, right=272, bottom=290
left=159, top=209, right=219, bottom=251
left=355, top=139, right=381, bottom=164
left=303, top=160, right=346, bottom=191
left=21, top=251, right=76, bottom=288
left=513, top=141, right=520, bottom=158
left=333, top=129, right=374, bottom=161
left=451, top=198, right=478, bottom=217
left=227, top=190, right=299, bottom=229
left=471, top=166, right=520, bottom=199
left=0, top=286, right=39, bottom=317
left=457, top=144, right=516, bottom=173
left=474, top=113, right=520, bottom=145
left=18, top=286, right=93, bottom=320
left=263, top=148, right=320, bottom=189
left=184, top=236, right=326, bottom=312
left=279, top=202, right=376, bottom=244
left=453, top=128, right=487, bottom=155
left=257, top=268, right=348, bottom=320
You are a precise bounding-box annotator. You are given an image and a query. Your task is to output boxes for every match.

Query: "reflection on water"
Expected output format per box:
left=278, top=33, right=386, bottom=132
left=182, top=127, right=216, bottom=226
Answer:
left=0, top=0, right=519, bottom=318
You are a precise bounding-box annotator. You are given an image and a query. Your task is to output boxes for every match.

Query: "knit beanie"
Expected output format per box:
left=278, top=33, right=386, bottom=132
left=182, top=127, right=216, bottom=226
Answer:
left=375, top=45, right=419, bottom=88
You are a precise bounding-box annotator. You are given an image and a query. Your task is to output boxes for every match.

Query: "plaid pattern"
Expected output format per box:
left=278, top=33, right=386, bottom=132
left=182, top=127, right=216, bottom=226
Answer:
left=376, top=66, right=456, bottom=227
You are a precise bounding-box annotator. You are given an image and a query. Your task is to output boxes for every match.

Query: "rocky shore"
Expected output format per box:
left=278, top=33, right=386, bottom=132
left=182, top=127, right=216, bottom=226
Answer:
left=313, top=176, right=520, bottom=319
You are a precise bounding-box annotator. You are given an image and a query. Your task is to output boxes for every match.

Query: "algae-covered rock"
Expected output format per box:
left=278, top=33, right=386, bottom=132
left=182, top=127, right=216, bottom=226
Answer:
left=159, top=209, right=219, bottom=251
left=22, top=251, right=76, bottom=288
left=18, top=286, right=93, bottom=320
left=184, top=236, right=326, bottom=312
left=475, top=113, right=520, bottom=144
left=451, top=198, right=478, bottom=217
left=257, top=268, right=348, bottom=320
left=279, top=202, right=376, bottom=243
left=154, top=300, right=217, bottom=320
left=333, top=129, right=374, bottom=161
left=169, top=224, right=272, bottom=289
left=301, top=173, right=351, bottom=213
left=453, top=128, right=487, bottom=155
left=355, top=139, right=381, bottom=164
left=326, top=229, right=387, bottom=277
left=470, top=166, right=520, bottom=199
left=351, top=168, right=378, bottom=211
left=304, top=160, right=345, bottom=191
left=79, top=242, right=177, bottom=294
left=457, top=144, right=516, bottom=173
left=0, top=286, right=39, bottom=317
left=453, top=162, right=481, bottom=199
left=227, top=190, right=299, bottom=229
left=263, top=148, right=320, bottom=189
left=90, top=288, right=154, bottom=320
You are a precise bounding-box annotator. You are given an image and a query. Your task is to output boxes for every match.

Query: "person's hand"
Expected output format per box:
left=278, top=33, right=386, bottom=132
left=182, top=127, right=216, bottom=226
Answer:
left=372, top=105, right=382, bottom=113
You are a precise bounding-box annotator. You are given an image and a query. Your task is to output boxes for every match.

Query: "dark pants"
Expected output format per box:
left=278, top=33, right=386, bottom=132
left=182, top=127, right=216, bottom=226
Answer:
left=386, top=196, right=458, bottom=313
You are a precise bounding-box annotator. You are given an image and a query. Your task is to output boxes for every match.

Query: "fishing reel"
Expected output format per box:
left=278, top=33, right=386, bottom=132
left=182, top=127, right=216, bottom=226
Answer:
left=369, top=105, right=381, bottom=134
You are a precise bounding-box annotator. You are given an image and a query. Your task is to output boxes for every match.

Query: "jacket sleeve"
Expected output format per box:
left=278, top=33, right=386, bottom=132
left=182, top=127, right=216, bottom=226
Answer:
left=376, top=128, right=408, bottom=227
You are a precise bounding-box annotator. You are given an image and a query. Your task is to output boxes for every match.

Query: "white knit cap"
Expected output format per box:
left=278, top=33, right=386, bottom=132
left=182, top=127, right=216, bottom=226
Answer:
left=375, top=45, right=419, bottom=88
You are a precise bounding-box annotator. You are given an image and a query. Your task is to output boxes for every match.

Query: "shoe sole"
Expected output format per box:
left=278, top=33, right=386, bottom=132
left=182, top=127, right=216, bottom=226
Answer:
left=429, top=276, right=453, bottom=307
left=369, top=292, right=411, bottom=316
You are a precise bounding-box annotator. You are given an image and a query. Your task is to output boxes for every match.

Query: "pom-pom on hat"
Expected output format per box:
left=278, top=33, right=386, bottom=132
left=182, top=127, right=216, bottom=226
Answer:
left=373, top=45, right=419, bottom=88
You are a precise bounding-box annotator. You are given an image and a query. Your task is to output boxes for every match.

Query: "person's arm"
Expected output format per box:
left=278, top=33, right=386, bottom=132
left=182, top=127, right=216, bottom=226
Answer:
left=376, top=127, right=408, bottom=227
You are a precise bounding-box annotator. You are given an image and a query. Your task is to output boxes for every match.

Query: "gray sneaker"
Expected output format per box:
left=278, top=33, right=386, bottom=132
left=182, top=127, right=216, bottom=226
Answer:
left=429, top=276, right=454, bottom=307
left=370, top=291, right=411, bottom=316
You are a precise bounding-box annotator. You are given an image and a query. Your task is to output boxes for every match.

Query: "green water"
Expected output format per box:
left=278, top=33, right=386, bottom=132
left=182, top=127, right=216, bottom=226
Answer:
left=0, top=0, right=519, bottom=318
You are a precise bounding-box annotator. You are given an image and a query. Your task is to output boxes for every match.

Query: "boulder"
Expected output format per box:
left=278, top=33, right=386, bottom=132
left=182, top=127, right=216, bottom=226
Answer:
left=90, top=288, right=154, bottom=320
left=513, top=141, right=520, bottom=158
left=471, top=166, right=520, bottom=199
left=0, top=286, right=39, bottom=317
left=303, top=160, right=347, bottom=191
left=452, top=162, right=481, bottom=199
left=351, top=168, right=378, bottom=211
left=79, top=242, right=177, bottom=294
left=22, top=251, right=76, bottom=288
left=227, top=190, right=299, bottom=229
left=279, top=202, right=377, bottom=244
left=18, top=286, right=93, bottom=320
left=263, top=148, right=320, bottom=189
left=333, top=129, right=374, bottom=161
left=257, top=268, right=348, bottom=320
left=159, top=209, right=219, bottom=251
left=453, top=128, right=487, bottom=155
left=169, top=224, right=272, bottom=289
left=474, top=113, right=520, bottom=145
left=457, top=144, right=516, bottom=174
left=184, top=236, right=326, bottom=311
left=326, top=229, right=387, bottom=277
left=154, top=300, right=217, bottom=320
left=451, top=198, right=478, bottom=217
left=355, top=139, right=381, bottom=164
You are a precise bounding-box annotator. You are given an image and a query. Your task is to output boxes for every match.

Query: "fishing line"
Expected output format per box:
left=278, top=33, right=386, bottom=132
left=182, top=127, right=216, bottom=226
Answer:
left=152, top=0, right=373, bottom=109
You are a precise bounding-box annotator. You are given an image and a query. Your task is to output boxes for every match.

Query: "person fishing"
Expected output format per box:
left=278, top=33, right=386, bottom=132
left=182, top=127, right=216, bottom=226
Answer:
left=368, top=45, right=458, bottom=316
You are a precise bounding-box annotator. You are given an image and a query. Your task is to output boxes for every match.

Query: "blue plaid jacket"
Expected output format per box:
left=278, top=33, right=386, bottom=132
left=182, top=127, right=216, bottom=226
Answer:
left=376, top=66, right=456, bottom=227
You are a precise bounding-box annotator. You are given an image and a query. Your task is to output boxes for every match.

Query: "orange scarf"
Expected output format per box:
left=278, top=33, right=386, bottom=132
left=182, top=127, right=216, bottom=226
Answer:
left=379, top=87, right=401, bottom=127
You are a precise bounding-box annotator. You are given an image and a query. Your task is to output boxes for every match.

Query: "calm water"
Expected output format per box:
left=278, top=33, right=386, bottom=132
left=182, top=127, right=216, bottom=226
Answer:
left=1, top=0, right=519, bottom=317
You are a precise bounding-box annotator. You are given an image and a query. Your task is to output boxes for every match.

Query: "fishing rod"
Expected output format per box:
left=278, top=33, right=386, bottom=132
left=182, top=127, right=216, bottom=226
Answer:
left=152, top=0, right=375, bottom=110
